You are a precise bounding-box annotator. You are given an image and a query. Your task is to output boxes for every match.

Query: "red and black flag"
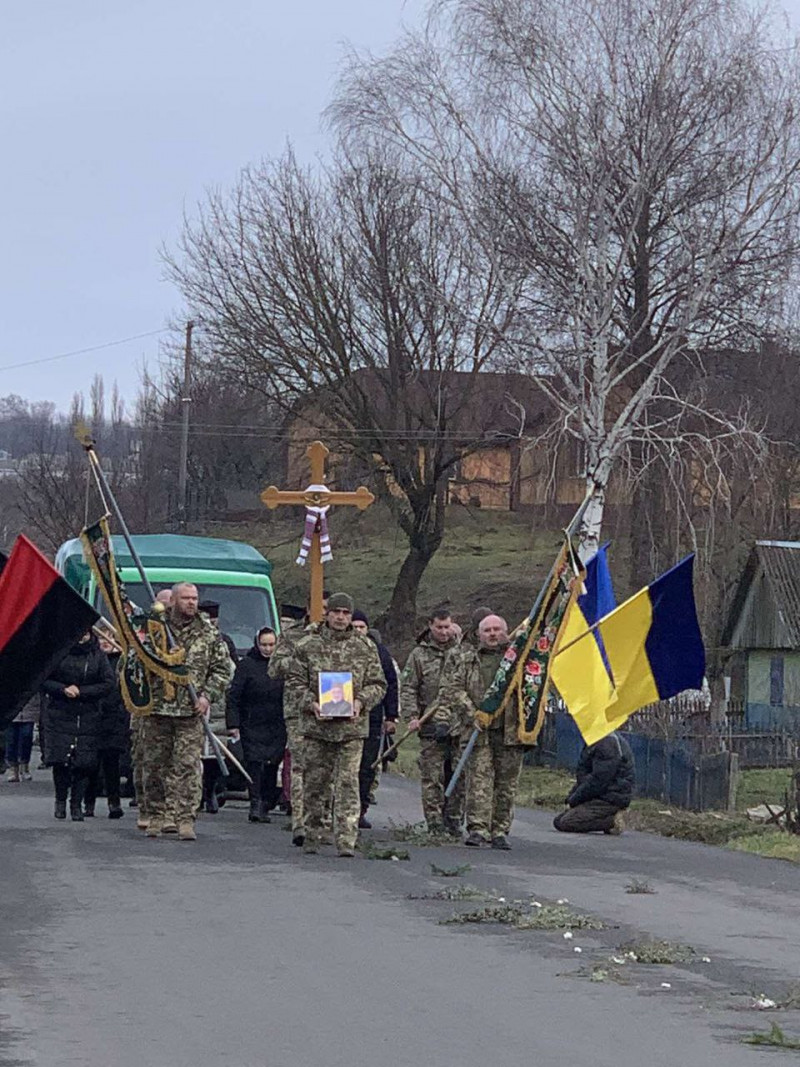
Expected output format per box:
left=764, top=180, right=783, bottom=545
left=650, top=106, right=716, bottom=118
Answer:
left=0, top=535, right=98, bottom=730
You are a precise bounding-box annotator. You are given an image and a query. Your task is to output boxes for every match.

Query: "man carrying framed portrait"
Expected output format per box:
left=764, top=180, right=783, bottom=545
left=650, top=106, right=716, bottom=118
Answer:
left=285, top=593, right=386, bottom=857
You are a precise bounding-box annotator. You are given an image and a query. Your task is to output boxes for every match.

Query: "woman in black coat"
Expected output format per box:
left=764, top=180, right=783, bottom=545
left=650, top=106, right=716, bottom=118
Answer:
left=41, top=632, right=115, bottom=822
left=83, top=641, right=130, bottom=820
left=226, top=628, right=286, bottom=823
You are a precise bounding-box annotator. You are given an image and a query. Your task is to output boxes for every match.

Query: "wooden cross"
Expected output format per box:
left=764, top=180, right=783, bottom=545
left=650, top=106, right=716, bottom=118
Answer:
left=261, top=441, right=375, bottom=623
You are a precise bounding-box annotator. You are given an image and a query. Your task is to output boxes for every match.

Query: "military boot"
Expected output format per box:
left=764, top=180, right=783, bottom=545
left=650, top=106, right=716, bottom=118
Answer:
left=358, top=806, right=372, bottom=830
left=490, top=834, right=511, bottom=850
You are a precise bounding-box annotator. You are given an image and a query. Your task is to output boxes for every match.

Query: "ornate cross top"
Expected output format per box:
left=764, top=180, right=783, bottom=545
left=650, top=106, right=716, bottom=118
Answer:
left=261, top=441, right=375, bottom=623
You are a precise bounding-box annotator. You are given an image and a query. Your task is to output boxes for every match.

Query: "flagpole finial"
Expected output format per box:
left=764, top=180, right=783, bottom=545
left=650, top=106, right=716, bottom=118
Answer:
left=74, top=420, right=95, bottom=451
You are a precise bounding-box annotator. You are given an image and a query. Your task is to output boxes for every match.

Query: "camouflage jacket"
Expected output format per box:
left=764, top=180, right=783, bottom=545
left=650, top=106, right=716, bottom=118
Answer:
left=268, top=620, right=305, bottom=683
left=400, top=633, right=458, bottom=739
left=438, top=642, right=521, bottom=746
left=269, top=621, right=320, bottom=722
left=153, top=613, right=234, bottom=719
left=286, top=624, right=387, bottom=743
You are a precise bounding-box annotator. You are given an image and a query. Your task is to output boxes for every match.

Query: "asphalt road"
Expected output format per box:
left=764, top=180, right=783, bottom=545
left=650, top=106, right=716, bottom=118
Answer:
left=2, top=773, right=800, bottom=1067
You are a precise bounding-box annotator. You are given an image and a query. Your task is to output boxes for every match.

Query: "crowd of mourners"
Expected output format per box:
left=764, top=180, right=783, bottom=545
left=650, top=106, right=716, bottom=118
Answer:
left=2, top=585, right=635, bottom=851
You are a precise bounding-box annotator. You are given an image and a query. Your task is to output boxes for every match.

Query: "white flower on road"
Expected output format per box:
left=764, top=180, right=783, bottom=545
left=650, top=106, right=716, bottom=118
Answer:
left=557, top=898, right=569, bottom=905
left=563, top=931, right=574, bottom=940
left=754, top=996, right=777, bottom=1010
left=573, top=946, right=582, bottom=954
left=660, top=983, right=672, bottom=990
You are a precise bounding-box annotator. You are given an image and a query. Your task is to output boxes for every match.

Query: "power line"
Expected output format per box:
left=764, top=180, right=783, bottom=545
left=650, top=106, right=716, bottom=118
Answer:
left=153, top=423, right=516, bottom=442
left=0, top=328, right=171, bottom=373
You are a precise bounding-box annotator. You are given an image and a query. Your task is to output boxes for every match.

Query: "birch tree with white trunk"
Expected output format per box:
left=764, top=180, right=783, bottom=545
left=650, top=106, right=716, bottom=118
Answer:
left=332, top=0, right=800, bottom=557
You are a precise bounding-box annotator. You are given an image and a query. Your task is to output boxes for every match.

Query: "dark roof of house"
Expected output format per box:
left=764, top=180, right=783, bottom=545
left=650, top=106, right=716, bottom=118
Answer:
left=721, top=541, right=800, bottom=649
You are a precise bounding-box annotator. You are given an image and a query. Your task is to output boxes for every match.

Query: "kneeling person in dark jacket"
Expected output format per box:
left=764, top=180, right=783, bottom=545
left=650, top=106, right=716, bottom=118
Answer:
left=554, top=732, right=634, bottom=834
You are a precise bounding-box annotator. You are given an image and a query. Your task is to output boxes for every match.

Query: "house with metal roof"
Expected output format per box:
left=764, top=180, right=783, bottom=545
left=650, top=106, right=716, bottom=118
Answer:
left=721, top=541, right=800, bottom=727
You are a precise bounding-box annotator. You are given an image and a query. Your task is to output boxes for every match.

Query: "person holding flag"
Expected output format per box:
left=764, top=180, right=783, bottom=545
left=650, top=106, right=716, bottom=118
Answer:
left=141, top=583, right=234, bottom=841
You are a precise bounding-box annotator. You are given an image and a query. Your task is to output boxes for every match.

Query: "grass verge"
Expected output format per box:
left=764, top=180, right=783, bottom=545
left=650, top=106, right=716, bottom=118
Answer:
left=387, top=743, right=800, bottom=861
left=727, top=831, right=800, bottom=863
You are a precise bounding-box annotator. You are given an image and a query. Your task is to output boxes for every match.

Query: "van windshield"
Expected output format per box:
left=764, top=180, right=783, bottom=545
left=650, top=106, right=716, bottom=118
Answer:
left=95, top=583, right=276, bottom=653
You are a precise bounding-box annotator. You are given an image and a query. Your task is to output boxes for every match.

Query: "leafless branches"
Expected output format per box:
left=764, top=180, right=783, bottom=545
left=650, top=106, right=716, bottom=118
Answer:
left=331, top=0, right=800, bottom=558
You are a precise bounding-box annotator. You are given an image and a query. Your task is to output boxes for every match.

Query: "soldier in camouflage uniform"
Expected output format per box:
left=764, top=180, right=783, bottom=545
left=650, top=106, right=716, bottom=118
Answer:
left=269, top=608, right=325, bottom=847
left=142, top=583, right=234, bottom=841
left=131, top=717, right=149, bottom=830
left=401, top=609, right=460, bottom=834
left=442, top=614, right=523, bottom=849
left=285, top=593, right=386, bottom=857
left=132, top=587, right=173, bottom=831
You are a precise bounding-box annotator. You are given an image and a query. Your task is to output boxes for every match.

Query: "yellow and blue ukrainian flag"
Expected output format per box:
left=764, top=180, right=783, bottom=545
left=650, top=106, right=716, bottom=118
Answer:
left=551, top=554, right=705, bottom=745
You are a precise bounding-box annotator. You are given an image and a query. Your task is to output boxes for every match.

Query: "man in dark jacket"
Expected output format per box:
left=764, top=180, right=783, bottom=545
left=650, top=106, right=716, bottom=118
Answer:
left=553, top=732, right=635, bottom=834
left=351, top=612, right=399, bottom=828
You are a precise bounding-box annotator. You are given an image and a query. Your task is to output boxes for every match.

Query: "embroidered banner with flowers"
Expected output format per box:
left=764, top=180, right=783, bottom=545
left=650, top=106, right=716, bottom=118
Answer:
left=475, top=538, right=584, bottom=745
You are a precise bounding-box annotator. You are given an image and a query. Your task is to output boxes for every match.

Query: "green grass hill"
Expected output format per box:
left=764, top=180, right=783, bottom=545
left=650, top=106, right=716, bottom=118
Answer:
left=199, top=503, right=631, bottom=650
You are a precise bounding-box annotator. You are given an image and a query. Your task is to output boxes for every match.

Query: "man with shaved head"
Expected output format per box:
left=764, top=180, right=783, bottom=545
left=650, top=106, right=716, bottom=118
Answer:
left=440, top=611, right=525, bottom=849
left=140, top=581, right=234, bottom=841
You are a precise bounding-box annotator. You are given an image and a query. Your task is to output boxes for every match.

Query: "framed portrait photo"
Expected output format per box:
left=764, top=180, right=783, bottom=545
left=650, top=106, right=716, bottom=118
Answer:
left=318, top=671, right=355, bottom=718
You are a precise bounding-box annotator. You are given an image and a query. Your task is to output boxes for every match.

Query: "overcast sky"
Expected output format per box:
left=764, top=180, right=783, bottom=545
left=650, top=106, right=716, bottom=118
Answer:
left=1, top=0, right=797, bottom=411
left=0, top=0, right=427, bottom=410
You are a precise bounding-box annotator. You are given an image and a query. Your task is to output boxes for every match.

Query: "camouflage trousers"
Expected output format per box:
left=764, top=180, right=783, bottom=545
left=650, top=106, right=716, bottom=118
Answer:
left=466, top=730, right=523, bottom=839
left=419, top=735, right=467, bottom=833
left=303, top=737, right=363, bottom=852
left=368, top=761, right=381, bottom=805
left=285, top=718, right=305, bottom=835
left=141, top=714, right=204, bottom=824
left=130, top=717, right=147, bottom=817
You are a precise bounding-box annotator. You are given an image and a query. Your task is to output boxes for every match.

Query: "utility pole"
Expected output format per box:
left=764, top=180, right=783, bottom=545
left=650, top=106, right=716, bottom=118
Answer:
left=177, top=320, right=194, bottom=528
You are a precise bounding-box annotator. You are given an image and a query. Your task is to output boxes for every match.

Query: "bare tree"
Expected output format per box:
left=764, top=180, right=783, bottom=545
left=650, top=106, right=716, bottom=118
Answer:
left=166, top=148, right=526, bottom=642
left=332, top=0, right=800, bottom=558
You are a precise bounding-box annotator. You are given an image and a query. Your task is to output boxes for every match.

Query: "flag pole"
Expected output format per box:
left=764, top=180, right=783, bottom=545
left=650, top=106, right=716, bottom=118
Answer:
left=75, top=423, right=229, bottom=778
left=444, top=489, right=595, bottom=800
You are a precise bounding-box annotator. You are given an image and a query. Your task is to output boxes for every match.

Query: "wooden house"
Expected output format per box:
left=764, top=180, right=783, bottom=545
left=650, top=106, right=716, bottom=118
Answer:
left=285, top=370, right=630, bottom=513
left=721, top=541, right=800, bottom=727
